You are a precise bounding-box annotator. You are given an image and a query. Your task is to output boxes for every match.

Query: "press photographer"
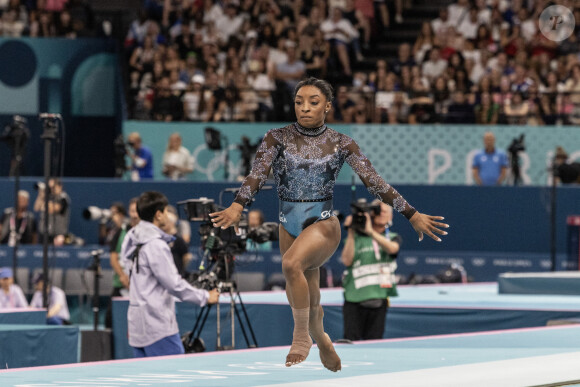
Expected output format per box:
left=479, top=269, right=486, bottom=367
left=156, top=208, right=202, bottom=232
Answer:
left=33, top=178, right=70, bottom=245
left=341, top=199, right=402, bottom=341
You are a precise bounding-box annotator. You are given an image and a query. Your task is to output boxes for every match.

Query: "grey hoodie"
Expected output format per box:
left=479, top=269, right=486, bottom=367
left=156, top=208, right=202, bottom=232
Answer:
left=121, top=220, right=209, bottom=347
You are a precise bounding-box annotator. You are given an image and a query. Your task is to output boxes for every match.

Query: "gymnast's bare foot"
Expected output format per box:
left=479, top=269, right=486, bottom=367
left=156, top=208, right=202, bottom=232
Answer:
left=317, top=333, right=341, bottom=372
left=285, top=336, right=312, bottom=367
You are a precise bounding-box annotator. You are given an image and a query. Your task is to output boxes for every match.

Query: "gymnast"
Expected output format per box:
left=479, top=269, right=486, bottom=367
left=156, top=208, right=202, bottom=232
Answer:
left=210, top=77, right=449, bottom=372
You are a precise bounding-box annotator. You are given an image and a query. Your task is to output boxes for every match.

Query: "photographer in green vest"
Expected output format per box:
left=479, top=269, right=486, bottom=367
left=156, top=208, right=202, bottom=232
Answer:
left=341, top=200, right=401, bottom=341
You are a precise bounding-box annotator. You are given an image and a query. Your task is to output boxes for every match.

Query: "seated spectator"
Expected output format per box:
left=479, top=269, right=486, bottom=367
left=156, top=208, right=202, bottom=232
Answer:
left=432, top=76, right=451, bottom=119
left=0, top=190, right=37, bottom=245
left=503, top=92, right=529, bottom=125
left=0, top=267, right=28, bottom=309
left=30, top=273, right=70, bottom=325
left=151, top=77, right=184, bottom=121
left=390, top=43, right=415, bottom=77
left=422, top=47, right=447, bottom=83
left=320, top=7, right=361, bottom=76
left=162, top=133, right=194, bottom=180
left=475, top=92, right=499, bottom=124
left=183, top=74, right=209, bottom=121
left=352, top=96, right=371, bottom=123
left=445, top=90, right=475, bottom=123
left=537, top=94, right=558, bottom=125
left=386, top=91, right=410, bottom=124
left=343, top=0, right=371, bottom=50
left=457, top=8, right=480, bottom=40
left=408, top=78, right=436, bottom=124
left=431, top=7, right=450, bottom=38
left=328, top=85, right=355, bottom=123
left=247, top=59, right=275, bottom=122
left=413, top=21, right=439, bottom=64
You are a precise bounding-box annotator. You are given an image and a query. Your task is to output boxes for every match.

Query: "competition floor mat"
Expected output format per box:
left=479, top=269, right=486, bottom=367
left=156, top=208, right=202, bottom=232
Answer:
left=3, top=325, right=580, bottom=387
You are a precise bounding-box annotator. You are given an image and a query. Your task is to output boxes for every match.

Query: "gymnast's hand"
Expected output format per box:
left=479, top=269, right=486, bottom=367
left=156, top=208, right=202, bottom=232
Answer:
left=209, top=202, right=243, bottom=231
left=409, top=212, right=449, bottom=242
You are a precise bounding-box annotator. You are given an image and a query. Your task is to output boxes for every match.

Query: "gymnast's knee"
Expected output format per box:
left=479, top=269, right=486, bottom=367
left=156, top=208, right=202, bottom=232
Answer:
left=282, top=256, right=303, bottom=278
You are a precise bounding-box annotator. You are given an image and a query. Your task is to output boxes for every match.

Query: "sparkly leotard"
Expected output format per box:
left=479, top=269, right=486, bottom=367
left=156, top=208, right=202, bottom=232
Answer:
left=234, top=123, right=416, bottom=238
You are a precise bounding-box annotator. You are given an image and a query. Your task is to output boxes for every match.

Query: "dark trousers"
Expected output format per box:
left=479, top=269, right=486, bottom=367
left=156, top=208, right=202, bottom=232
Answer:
left=343, top=299, right=388, bottom=341
left=105, top=286, right=123, bottom=329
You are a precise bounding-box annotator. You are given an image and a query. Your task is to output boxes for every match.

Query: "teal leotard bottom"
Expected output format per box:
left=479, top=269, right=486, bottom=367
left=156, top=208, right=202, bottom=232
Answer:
left=278, top=198, right=333, bottom=238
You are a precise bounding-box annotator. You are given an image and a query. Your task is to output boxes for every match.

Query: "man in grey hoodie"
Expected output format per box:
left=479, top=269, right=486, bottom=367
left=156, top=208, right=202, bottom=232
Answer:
left=121, top=191, right=219, bottom=358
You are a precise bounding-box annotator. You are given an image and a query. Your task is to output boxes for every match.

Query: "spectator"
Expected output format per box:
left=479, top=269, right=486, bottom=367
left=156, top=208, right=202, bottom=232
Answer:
left=273, top=41, right=306, bottom=120
left=431, top=7, right=450, bottom=38
left=342, top=0, right=371, bottom=50
left=504, top=91, right=529, bottom=125
left=30, top=272, right=71, bottom=325
left=328, top=85, right=356, bottom=123
left=472, top=131, right=508, bottom=186
left=422, top=47, right=447, bottom=83
left=390, top=43, right=415, bottom=77
left=0, top=190, right=37, bottom=245
left=457, top=8, right=480, bottom=40
left=215, top=4, right=243, bottom=45
left=127, top=132, right=154, bottom=180
left=162, top=133, right=194, bottom=180
left=445, top=90, right=475, bottom=123
left=386, top=91, right=410, bottom=124
left=0, top=267, right=28, bottom=309
left=413, top=21, right=439, bottom=64
left=33, top=178, right=70, bottom=245
left=320, top=7, right=361, bottom=76
left=183, top=74, right=209, bottom=121
left=151, top=76, right=184, bottom=121
left=475, top=91, right=499, bottom=124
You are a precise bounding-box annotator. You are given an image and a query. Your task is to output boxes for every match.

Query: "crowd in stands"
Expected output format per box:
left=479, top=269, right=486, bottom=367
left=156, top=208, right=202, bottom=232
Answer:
left=0, top=0, right=98, bottom=38
left=122, top=0, right=580, bottom=125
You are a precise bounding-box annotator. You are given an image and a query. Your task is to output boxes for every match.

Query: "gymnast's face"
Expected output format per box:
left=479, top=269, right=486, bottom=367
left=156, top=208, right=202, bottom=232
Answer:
left=294, top=85, right=331, bottom=128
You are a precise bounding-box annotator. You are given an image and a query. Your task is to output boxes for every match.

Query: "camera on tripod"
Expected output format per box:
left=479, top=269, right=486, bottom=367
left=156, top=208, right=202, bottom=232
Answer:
left=178, top=197, right=278, bottom=288
left=349, top=199, right=381, bottom=233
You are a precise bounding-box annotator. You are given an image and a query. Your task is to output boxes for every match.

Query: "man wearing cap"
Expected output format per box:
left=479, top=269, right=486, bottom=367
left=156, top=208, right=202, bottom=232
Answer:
left=0, top=267, right=28, bottom=309
left=29, top=273, right=70, bottom=325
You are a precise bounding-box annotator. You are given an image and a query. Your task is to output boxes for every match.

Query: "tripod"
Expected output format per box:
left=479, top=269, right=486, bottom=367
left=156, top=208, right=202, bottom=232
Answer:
left=182, top=256, right=258, bottom=352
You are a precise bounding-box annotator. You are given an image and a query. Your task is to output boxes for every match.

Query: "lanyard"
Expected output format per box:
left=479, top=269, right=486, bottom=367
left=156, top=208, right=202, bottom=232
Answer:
left=10, top=212, right=28, bottom=237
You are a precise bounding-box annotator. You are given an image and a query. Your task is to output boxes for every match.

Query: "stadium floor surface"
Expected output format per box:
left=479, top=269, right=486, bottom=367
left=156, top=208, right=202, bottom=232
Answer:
left=3, top=324, right=580, bottom=387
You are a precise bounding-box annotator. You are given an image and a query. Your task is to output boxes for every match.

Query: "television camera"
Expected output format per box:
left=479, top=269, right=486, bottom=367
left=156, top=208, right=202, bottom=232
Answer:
left=349, top=199, right=381, bottom=234
left=178, top=196, right=266, bottom=352
left=178, top=197, right=278, bottom=288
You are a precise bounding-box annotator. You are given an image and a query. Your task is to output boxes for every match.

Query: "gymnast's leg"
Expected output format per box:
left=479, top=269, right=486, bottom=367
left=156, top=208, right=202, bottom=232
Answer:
left=279, top=216, right=341, bottom=368
left=305, top=268, right=342, bottom=372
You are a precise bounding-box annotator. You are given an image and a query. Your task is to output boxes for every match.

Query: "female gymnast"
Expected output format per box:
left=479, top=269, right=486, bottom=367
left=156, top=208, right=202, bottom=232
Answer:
left=210, top=77, right=449, bottom=372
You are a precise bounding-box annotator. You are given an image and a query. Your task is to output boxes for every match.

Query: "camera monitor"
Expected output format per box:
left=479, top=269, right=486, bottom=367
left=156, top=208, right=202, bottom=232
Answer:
left=180, top=198, right=216, bottom=222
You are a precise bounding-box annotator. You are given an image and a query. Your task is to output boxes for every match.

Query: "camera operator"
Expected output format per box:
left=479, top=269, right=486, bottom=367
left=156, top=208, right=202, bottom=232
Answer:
left=341, top=200, right=401, bottom=341
left=127, top=132, right=153, bottom=181
left=33, top=178, right=70, bottom=245
left=121, top=191, right=219, bottom=358
left=553, top=146, right=580, bottom=184
left=247, top=209, right=273, bottom=251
